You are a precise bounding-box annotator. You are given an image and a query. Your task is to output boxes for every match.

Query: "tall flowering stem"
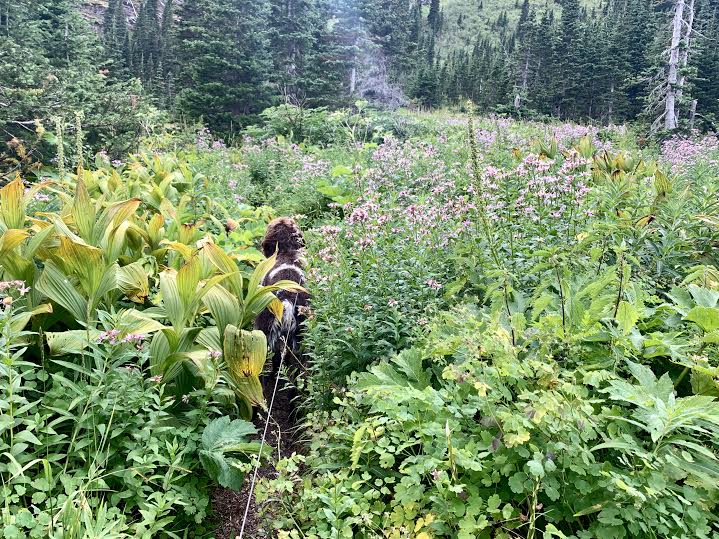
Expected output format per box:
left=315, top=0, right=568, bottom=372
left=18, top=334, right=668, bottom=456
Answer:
left=466, top=101, right=515, bottom=345
left=75, top=111, right=85, bottom=174
left=466, top=101, right=502, bottom=268
left=54, top=116, right=65, bottom=181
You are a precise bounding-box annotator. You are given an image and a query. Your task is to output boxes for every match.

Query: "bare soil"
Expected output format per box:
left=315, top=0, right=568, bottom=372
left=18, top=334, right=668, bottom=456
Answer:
left=211, top=382, right=300, bottom=539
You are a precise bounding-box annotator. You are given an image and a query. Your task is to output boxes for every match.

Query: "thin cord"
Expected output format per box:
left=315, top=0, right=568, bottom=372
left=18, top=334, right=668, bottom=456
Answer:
left=238, top=337, right=286, bottom=539
left=239, top=295, right=298, bottom=539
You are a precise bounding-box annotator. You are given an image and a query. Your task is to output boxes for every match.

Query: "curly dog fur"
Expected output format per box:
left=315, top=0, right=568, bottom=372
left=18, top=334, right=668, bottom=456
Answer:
left=254, top=218, right=310, bottom=381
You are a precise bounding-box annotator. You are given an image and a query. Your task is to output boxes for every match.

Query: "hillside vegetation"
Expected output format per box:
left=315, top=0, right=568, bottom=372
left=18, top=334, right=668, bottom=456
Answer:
left=1, top=0, right=717, bottom=167
left=436, top=0, right=596, bottom=52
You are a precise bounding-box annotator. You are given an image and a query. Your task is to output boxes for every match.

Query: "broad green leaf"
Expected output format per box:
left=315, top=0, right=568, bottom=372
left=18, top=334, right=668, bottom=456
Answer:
left=159, top=269, right=183, bottom=330
left=197, top=327, right=222, bottom=353
left=56, top=236, right=109, bottom=299
left=248, top=254, right=277, bottom=297
left=46, top=330, right=99, bottom=356
left=10, top=303, right=52, bottom=332
left=203, top=285, right=240, bottom=339
left=685, top=306, right=719, bottom=333
left=687, top=284, right=719, bottom=308
left=117, top=262, right=150, bottom=303
left=177, top=256, right=202, bottom=309
left=615, top=301, right=639, bottom=334
left=203, top=242, right=243, bottom=297
left=71, top=179, right=96, bottom=242
left=36, top=261, right=88, bottom=322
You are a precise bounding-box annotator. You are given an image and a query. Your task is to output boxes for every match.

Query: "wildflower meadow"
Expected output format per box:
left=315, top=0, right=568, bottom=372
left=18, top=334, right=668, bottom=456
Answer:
left=1, top=104, right=719, bottom=538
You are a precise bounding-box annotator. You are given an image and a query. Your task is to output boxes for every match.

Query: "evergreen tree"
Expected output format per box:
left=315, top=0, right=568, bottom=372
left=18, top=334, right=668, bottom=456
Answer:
left=359, top=0, right=414, bottom=74
left=269, top=0, right=322, bottom=102
left=103, top=0, right=130, bottom=75
left=132, top=0, right=161, bottom=85
left=327, top=0, right=368, bottom=97
left=428, top=0, right=441, bottom=34
left=173, top=0, right=273, bottom=133
left=692, top=1, right=719, bottom=129
left=555, top=0, right=583, bottom=117
left=411, top=64, right=439, bottom=108
left=0, top=0, right=148, bottom=158
left=620, top=0, right=655, bottom=120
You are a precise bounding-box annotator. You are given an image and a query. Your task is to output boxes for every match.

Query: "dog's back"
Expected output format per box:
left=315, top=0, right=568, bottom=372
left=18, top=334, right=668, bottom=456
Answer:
left=254, top=218, right=310, bottom=376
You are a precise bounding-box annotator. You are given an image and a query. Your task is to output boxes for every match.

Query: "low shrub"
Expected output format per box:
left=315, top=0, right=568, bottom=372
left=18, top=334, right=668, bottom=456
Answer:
left=266, top=298, right=719, bottom=538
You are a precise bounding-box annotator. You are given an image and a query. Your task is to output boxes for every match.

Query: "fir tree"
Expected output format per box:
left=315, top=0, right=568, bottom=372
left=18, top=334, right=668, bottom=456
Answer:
left=428, top=0, right=441, bottom=34
left=132, top=0, right=161, bottom=85
left=0, top=0, right=147, bottom=156
left=692, top=1, right=719, bottom=129
left=173, top=0, right=273, bottom=132
left=103, top=0, right=130, bottom=75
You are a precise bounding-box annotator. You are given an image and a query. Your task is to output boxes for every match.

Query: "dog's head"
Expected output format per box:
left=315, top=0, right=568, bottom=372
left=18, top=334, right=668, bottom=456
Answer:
left=261, top=217, right=305, bottom=257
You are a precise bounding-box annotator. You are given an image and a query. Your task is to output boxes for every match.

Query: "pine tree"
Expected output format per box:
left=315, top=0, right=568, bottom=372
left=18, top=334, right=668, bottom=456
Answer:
left=173, top=0, right=273, bottom=132
left=428, top=0, right=441, bottom=34
left=0, top=0, right=147, bottom=157
left=132, top=0, right=161, bottom=85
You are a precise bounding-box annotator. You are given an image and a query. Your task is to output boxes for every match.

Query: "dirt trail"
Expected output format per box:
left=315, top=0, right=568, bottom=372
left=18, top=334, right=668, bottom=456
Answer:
left=212, top=382, right=299, bottom=539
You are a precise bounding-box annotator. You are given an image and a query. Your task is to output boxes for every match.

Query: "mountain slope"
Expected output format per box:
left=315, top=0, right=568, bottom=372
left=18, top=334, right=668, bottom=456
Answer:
left=437, top=0, right=603, bottom=53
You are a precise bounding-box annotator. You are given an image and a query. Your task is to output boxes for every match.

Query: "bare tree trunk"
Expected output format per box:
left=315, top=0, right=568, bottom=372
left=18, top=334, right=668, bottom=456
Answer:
left=350, top=66, right=357, bottom=95
left=676, top=0, right=695, bottom=106
left=515, top=52, right=530, bottom=110
left=689, top=99, right=697, bottom=130
left=349, top=31, right=359, bottom=96
left=664, top=0, right=685, bottom=131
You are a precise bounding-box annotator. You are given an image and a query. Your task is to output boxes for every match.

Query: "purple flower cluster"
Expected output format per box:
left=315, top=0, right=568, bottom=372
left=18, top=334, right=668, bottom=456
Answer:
left=98, top=329, right=146, bottom=349
left=290, top=155, right=330, bottom=184
left=468, top=148, right=592, bottom=230
left=661, top=134, right=719, bottom=172
left=0, top=280, right=30, bottom=295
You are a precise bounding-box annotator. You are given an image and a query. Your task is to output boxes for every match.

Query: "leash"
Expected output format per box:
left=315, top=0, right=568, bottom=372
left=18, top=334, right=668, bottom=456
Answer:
left=238, top=295, right=299, bottom=539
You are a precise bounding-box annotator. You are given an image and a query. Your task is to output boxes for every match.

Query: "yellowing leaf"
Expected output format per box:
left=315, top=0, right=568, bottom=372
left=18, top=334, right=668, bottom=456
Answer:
left=0, top=178, right=26, bottom=229
left=224, top=325, right=268, bottom=407
left=268, top=298, right=284, bottom=321
left=0, top=229, right=29, bottom=254
left=473, top=381, right=489, bottom=397
left=505, top=430, right=530, bottom=447
left=71, top=179, right=96, bottom=242
left=615, top=301, right=639, bottom=334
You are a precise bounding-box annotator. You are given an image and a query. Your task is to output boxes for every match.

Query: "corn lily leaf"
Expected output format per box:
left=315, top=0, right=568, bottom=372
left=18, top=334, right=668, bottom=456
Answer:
left=117, top=262, right=150, bottom=303
left=10, top=303, right=52, bottom=332
left=46, top=330, right=100, bottom=356
left=36, top=260, right=88, bottom=322
left=0, top=178, right=26, bottom=230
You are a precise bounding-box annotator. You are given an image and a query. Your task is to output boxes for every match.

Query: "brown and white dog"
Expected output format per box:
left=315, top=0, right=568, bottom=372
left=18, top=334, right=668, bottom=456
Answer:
left=254, top=218, right=310, bottom=382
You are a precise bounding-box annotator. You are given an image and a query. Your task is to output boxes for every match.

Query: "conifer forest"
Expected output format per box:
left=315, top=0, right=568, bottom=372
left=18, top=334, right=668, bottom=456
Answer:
left=1, top=0, right=719, bottom=538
